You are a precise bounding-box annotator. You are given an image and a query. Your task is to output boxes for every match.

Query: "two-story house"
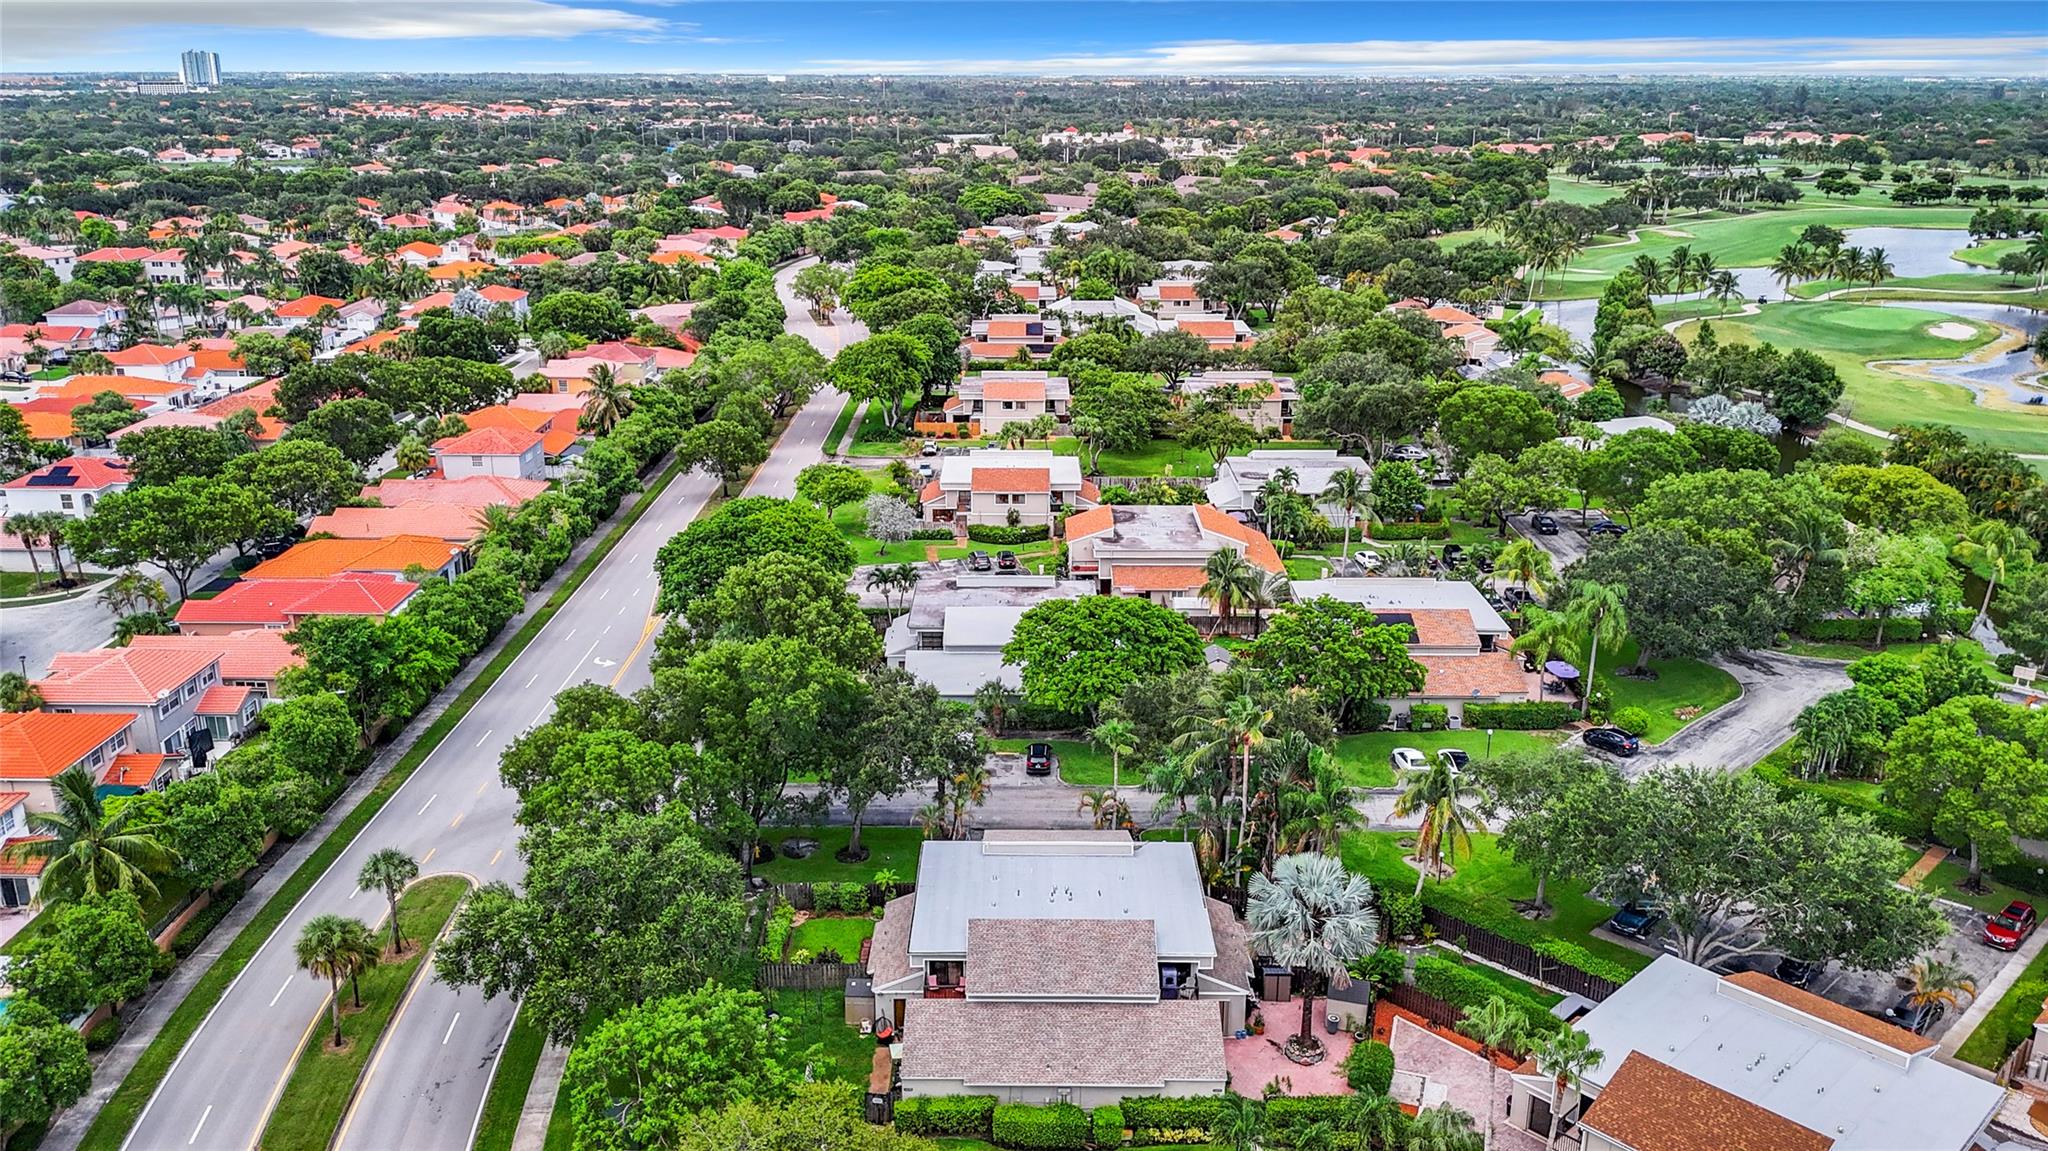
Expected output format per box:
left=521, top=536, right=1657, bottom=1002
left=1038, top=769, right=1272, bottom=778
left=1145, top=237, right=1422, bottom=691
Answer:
left=1180, top=371, right=1296, bottom=434
left=102, top=343, right=196, bottom=382
left=1205, top=449, right=1369, bottom=528
left=964, top=314, right=1065, bottom=362
left=1135, top=279, right=1222, bottom=317
left=1289, top=578, right=1537, bottom=724
left=946, top=372, right=1072, bottom=436
left=1175, top=314, right=1255, bottom=349
left=1063, top=504, right=1285, bottom=611
left=915, top=449, right=1098, bottom=528
left=244, top=534, right=464, bottom=582
left=175, top=574, right=419, bottom=635
left=0, top=710, right=151, bottom=908
left=434, top=427, right=546, bottom=481
left=126, top=630, right=303, bottom=699
left=876, top=830, right=1245, bottom=1107
left=2, top=455, right=131, bottom=520
left=35, top=645, right=259, bottom=759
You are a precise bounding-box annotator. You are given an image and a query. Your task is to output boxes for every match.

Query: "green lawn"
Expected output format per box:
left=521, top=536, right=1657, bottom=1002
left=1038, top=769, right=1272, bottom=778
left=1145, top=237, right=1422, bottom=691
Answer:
left=1341, top=831, right=1652, bottom=975
left=992, top=737, right=1120, bottom=786
left=788, top=914, right=877, bottom=963
left=1779, top=636, right=2007, bottom=683
left=823, top=394, right=859, bottom=455
left=1331, top=730, right=1565, bottom=789
left=1083, top=437, right=1217, bottom=478
left=1955, top=939, right=2048, bottom=1069
left=1787, top=272, right=2030, bottom=298
left=472, top=1005, right=549, bottom=1151
left=1677, top=301, right=2048, bottom=457
left=771, top=989, right=880, bottom=1086
left=260, top=875, right=472, bottom=1151
left=1569, top=204, right=1975, bottom=279
left=0, top=570, right=107, bottom=601
left=1918, top=858, right=2045, bottom=915
left=1951, top=237, right=2030, bottom=269
left=756, top=826, right=928, bottom=883
left=1598, top=640, right=1743, bottom=744
left=847, top=398, right=921, bottom=456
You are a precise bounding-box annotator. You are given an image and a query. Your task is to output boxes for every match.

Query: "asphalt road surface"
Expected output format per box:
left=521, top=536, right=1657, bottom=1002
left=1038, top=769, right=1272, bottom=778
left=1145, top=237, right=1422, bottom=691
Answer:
left=123, top=262, right=856, bottom=1151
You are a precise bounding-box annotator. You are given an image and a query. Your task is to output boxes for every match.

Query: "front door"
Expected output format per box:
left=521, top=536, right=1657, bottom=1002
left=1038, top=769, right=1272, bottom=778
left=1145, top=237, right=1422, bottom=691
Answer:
left=893, top=997, right=905, bottom=1031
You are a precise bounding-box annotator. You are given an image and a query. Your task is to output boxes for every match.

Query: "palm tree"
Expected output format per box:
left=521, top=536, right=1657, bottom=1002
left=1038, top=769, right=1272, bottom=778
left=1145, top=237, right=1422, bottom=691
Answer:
left=297, top=914, right=376, bottom=1047
left=357, top=848, right=419, bottom=956
left=1707, top=269, right=1740, bottom=314
left=1457, top=995, right=1533, bottom=1148
left=1342, top=1094, right=1405, bottom=1151
left=1246, top=853, right=1379, bottom=1061
left=1406, top=1105, right=1482, bottom=1151
left=1391, top=757, right=1485, bottom=898
left=1200, top=548, right=1262, bottom=637
left=579, top=364, right=636, bottom=435
left=1664, top=246, right=1695, bottom=296
left=1245, top=570, right=1289, bottom=639
left=1952, top=519, right=2036, bottom=622
left=1495, top=539, right=1554, bottom=600
left=393, top=435, right=433, bottom=474
left=98, top=569, right=168, bottom=616
left=972, top=679, right=1011, bottom=735
left=1627, top=253, right=1666, bottom=295
left=1563, top=579, right=1629, bottom=716
left=1767, top=508, right=1846, bottom=599
left=1535, top=1028, right=1604, bottom=1150
left=1089, top=716, right=1137, bottom=794
left=1176, top=693, right=1273, bottom=868
left=1321, top=467, right=1370, bottom=561
left=1770, top=243, right=1813, bottom=296
left=1862, top=246, right=1895, bottom=297
left=1280, top=758, right=1367, bottom=855
left=5, top=765, right=176, bottom=906
left=1689, top=251, right=1719, bottom=299
left=8, top=511, right=48, bottom=591
left=1076, top=788, right=1127, bottom=831
left=1210, top=1093, right=1267, bottom=1151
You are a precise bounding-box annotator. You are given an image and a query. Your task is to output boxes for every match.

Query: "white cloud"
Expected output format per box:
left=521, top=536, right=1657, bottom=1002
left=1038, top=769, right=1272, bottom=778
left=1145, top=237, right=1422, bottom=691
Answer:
left=806, top=34, right=2048, bottom=77
left=1, top=0, right=666, bottom=64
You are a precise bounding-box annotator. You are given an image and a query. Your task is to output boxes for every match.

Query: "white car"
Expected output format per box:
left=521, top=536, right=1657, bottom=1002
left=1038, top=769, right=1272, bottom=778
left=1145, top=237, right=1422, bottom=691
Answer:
left=1352, top=550, right=1383, bottom=570
left=1390, top=747, right=1428, bottom=773
left=1388, top=444, right=1432, bottom=463
left=921, top=439, right=940, bottom=457
left=915, top=461, right=935, bottom=479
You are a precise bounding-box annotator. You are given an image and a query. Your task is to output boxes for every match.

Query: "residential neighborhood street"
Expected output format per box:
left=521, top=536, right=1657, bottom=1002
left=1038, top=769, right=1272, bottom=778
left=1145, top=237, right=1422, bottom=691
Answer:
left=1623, top=649, right=1852, bottom=772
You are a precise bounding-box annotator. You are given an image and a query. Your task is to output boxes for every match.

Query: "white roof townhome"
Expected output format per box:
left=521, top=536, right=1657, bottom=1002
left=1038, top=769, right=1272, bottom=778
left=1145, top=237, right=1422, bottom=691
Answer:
left=880, top=568, right=1094, bottom=698
left=1206, top=449, right=1369, bottom=527
left=876, top=830, right=1248, bottom=1109
left=1179, top=370, right=1296, bottom=434
left=916, top=449, right=1099, bottom=527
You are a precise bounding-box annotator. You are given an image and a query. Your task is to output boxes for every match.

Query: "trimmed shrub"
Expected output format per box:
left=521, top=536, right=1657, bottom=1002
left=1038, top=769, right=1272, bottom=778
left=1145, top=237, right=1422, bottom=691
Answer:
left=1272, top=539, right=1296, bottom=560
left=895, top=1095, right=997, bottom=1137
left=758, top=901, right=795, bottom=962
left=1343, top=1040, right=1395, bottom=1095
left=1610, top=706, right=1652, bottom=736
left=1463, top=701, right=1576, bottom=730
left=1752, top=756, right=1928, bottom=840
left=993, top=1102, right=1090, bottom=1149
left=1412, top=954, right=1563, bottom=1032
left=1800, top=616, right=1923, bottom=642
left=909, top=527, right=956, bottom=540
left=1266, top=1097, right=1351, bottom=1139
left=1530, top=939, right=1637, bottom=988
left=84, top=1017, right=123, bottom=1051
left=1092, top=1105, right=1126, bottom=1148
left=1350, top=944, right=1407, bottom=991
left=1408, top=703, right=1449, bottom=732
left=169, top=879, right=245, bottom=959
left=1347, top=699, right=1392, bottom=733
left=1380, top=890, right=1423, bottom=940
left=968, top=523, right=1051, bottom=545
left=1368, top=520, right=1451, bottom=541
left=1121, top=1096, right=1231, bottom=1144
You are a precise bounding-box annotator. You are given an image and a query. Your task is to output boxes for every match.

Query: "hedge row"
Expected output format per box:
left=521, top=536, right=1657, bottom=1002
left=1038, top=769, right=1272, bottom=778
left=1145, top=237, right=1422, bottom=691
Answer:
left=808, top=880, right=877, bottom=913
left=1751, top=756, right=1929, bottom=840
left=1462, top=701, right=1576, bottom=730
left=909, top=527, right=956, bottom=540
left=1369, top=520, right=1451, bottom=540
left=894, top=1095, right=997, bottom=1137
left=1408, top=703, right=1449, bottom=732
left=967, top=523, right=1052, bottom=544
left=1092, top=1106, right=1125, bottom=1148
left=1800, top=616, right=1924, bottom=642
left=993, top=1103, right=1091, bottom=1149
left=1412, top=954, right=1563, bottom=1035
left=1122, top=1096, right=1233, bottom=1145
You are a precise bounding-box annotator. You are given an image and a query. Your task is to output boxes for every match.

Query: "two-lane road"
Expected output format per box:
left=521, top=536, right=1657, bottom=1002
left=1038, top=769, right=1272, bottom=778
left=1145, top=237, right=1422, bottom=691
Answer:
left=124, top=259, right=858, bottom=1151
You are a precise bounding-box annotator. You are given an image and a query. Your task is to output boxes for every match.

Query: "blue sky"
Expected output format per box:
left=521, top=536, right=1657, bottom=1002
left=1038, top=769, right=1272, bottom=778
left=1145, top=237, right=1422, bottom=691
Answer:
left=4, top=1, right=2044, bottom=77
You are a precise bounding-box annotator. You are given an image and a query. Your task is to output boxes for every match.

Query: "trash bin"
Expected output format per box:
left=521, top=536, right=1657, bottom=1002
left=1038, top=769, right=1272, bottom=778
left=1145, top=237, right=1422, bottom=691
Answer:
left=1325, top=1011, right=1339, bottom=1035
left=1258, top=961, right=1292, bottom=1003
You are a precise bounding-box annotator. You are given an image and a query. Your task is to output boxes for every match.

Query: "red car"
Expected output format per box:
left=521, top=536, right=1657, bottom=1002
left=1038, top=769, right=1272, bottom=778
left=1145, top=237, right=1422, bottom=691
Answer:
left=1984, top=900, right=2037, bottom=950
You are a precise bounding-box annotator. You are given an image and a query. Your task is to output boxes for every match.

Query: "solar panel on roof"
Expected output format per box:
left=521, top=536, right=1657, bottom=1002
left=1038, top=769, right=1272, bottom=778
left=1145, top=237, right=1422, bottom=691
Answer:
left=25, top=466, right=75, bottom=486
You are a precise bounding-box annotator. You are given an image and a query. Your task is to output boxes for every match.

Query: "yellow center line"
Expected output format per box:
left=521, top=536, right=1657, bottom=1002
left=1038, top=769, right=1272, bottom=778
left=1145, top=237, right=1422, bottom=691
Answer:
left=247, top=996, right=327, bottom=1151
left=421, top=847, right=436, bottom=866
left=449, top=812, right=464, bottom=830
left=489, top=849, right=503, bottom=867
left=609, top=615, right=661, bottom=686
left=475, top=780, right=487, bottom=797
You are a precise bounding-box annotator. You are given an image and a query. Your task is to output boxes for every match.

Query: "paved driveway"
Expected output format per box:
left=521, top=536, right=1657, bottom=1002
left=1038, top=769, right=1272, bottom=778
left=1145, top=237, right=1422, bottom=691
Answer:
left=1620, top=650, right=1851, bottom=773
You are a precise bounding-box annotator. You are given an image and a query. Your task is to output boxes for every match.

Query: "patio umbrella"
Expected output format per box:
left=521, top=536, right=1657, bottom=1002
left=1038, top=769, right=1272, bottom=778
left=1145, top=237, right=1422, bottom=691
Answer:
left=1544, top=660, right=1581, bottom=680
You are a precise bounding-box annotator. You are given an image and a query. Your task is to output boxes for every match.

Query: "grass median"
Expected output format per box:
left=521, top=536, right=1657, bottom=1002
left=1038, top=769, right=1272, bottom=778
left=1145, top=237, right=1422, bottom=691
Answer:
left=260, top=875, right=472, bottom=1151
left=73, top=457, right=686, bottom=1151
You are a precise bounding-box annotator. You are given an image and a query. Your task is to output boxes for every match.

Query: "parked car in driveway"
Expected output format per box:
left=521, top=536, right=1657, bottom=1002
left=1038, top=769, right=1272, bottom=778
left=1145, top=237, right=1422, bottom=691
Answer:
left=1024, top=742, right=1055, bottom=776
left=1983, top=900, right=2037, bottom=950
left=1588, top=519, right=1629, bottom=537
left=1607, top=901, right=1665, bottom=939
left=1882, top=994, right=1943, bottom=1035
left=921, top=439, right=940, bottom=456
left=996, top=550, right=1019, bottom=571
left=1388, top=443, right=1431, bottom=462
left=1530, top=513, right=1560, bottom=535
left=1772, top=956, right=1821, bottom=989
left=967, top=550, right=993, bottom=572
left=1584, top=727, right=1642, bottom=757
left=1389, top=747, right=1428, bottom=773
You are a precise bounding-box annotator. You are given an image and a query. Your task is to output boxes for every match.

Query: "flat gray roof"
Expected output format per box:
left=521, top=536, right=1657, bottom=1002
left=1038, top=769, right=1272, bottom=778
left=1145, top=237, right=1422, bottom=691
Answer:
left=909, top=838, right=1216, bottom=962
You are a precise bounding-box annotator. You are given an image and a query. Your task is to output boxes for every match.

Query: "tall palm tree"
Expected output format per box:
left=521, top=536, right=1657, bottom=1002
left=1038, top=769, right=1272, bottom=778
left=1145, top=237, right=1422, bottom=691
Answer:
left=1535, top=1028, right=1605, bottom=1150
left=1245, top=570, right=1290, bottom=639
left=1952, top=519, right=2036, bottom=622
left=6, top=765, right=176, bottom=906
left=1861, top=246, right=1895, bottom=297
left=394, top=435, right=433, bottom=474
left=1767, top=508, right=1847, bottom=599
left=1495, top=539, right=1554, bottom=600
left=357, top=847, right=420, bottom=956
left=1406, top=1105, right=1482, bottom=1151
left=1342, top=1094, right=1405, bottom=1151
left=98, top=569, right=169, bottom=616
left=1707, top=269, right=1740, bottom=314
left=1458, top=994, right=1533, bottom=1148
left=579, top=364, right=635, bottom=435
left=1905, top=954, right=1978, bottom=1017
left=1089, top=716, right=1137, bottom=794
left=1627, top=253, right=1666, bottom=295
left=1564, top=579, right=1629, bottom=717
left=1280, top=758, right=1366, bottom=855
left=1770, top=243, right=1813, bottom=295
left=1246, top=853, right=1379, bottom=1060
left=296, top=914, right=376, bottom=1047
left=8, top=511, right=48, bottom=591
left=1321, top=467, right=1370, bottom=561
left=1200, top=548, right=1263, bottom=638
left=1176, top=694, right=1273, bottom=868
left=1210, top=1093, right=1267, bottom=1151
left=1664, top=246, right=1695, bottom=296
left=1391, top=758, right=1485, bottom=898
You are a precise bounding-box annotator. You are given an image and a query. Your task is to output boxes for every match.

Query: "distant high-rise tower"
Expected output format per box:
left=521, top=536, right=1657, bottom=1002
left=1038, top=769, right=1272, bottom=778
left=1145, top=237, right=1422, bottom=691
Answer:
left=178, top=50, right=221, bottom=87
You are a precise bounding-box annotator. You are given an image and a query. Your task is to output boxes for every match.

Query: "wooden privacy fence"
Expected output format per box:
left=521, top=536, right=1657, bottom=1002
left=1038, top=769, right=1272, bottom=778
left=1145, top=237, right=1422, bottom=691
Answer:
left=1383, top=981, right=1467, bottom=1029
left=758, top=962, right=868, bottom=991
left=1421, top=907, right=1623, bottom=1002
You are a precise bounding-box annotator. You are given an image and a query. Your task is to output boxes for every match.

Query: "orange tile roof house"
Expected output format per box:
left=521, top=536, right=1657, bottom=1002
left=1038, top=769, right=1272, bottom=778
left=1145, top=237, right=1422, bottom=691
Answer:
left=245, top=534, right=464, bottom=582
left=357, top=474, right=547, bottom=509
left=948, top=371, right=1072, bottom=435
left=35, top=643, right=258, bottom=759
left=1503, top=955, right=2005, bottom=1151
left=458, top=403, right=582, bottom=457
left=918, top=449, right=1099, bottom=529
left=102, top=343, right=196, bottom=381
left=1064, top=505, right=1284, bottom=609
left=0, top=710, right=136, bottom=812
left=126, top=630, right=303, bottom=697
left=1174, top=313, right=1254, bottom=348
left=174, top=574, right=419, bottom=634
left=1287, top=577, right=1534, bottom=723
left=1179, top=370, right=1296, bottom=434
left=1135, top=279, right=1221, bottom=317
left=307, top=501, right=488, bottom=545
left=964, top=313, right=1065, bottom=362
left=271, top=294, right=347, bottom=324
left=434, top=426, right=547, bottom=480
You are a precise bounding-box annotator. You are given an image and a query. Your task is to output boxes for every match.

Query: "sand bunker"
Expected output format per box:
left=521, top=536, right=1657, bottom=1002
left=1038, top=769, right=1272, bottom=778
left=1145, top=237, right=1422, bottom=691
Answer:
left=1928, top=322, right=1977, bottom=340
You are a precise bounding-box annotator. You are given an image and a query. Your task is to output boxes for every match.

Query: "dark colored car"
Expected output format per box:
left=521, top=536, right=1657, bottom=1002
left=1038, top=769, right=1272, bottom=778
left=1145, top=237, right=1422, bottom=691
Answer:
left=1502, top=586, right=1536, bottom=610
left=1772, top=956, right=1821, bottom=989
left=1024, top=742, right=1055, bottom=776
left=1584, top=727, right=1642, bottom=757
left=1883, top=994, right=1943, bottom=1036
left=1588, top=519, right=1630, bottom=537
left=968, top=550, right=993, bottom=572
left=996, top=550, right=1019, bottom=571
left=1531, top=513, right=1560, bottom=535
left=1440, top=544, right=1465, bottom=566
left=1607, top=901, right=1664, bottom=939
left=1984, top=900, right=2038, bottom=951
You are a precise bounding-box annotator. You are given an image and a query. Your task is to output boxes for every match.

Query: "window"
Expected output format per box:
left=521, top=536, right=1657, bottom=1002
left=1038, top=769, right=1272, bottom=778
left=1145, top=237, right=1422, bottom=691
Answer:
left=470, top=455, right=484, bottom=466
left=157, top=699, right=178, bottom=720
left=206, top=716, right=231, bottom=742
left=82, top=494, right=94, bottom=509
left=182, top=681, right=197, bottom=701
left=60, top=493, right=74, bottom=510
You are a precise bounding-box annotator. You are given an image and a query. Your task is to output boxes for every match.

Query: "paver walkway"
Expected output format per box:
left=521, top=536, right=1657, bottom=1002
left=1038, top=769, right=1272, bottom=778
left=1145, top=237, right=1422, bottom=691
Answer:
left=1900, top=845, right=1949, bottom=888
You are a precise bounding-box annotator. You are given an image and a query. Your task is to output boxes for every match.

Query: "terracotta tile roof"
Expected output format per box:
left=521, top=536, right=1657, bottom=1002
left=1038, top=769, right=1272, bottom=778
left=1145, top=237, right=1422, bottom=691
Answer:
left=1195, top=504, right=1285, bottom=573
left=982, top=377, right=1047, bottom=401
left=1720, top=971, right=1935, bottom=1055
left=272, top=294, right=346, bottom=319
left=427, top=261, right=495, bottom=280
left=917, top=479, right=944, bottom=503
left=460, top=405, right=553, bottom=434
left=37, top=646, right=218, bottom=705
left=986, top=320, right=1034, bottom=340
left=195, top=684, right=253, bottom=716
left=102, top=753, right=169, bottom=789
left=1402, top=608, right=1481, bottom=648
left=358, top=476, right=546, bottom=508
left=1076, top=480, right=1101, bottom=503
left=245, top=535, right=460, bottom=580
left=3, top=456, right=131, bottom=489
left=1159, top=282, right=1198, bottom=300
left=1581, top=1051, right=1833, bottom=1151
left=1425, top=304, right=1481, bottom=325
left=1113, top=564, right=1209, bottom=592
left=967, top=918, right=1159, bottom=998
left=47, top=374, right=190, bottom=399
left=0, top=792, right=24, bottom=816
left=1413, top=651, right=1533, bottom=700
left=0, top=711, right=133, bottom=779
left=397, top=241, right=442, bottom=258
left=539, top=427, right=580, bottom=456
left=173, top=575, right=416, bottom=626
left=127, top=630, right=301, bottom=682
left=1179, top=319, right=1241, bottom=340
left=308, top=502, right=487, bottom=543
left=1062, top=505, right=1116, bottom=540
left=435, top=426, right=542, bottom=455
left=0, top=837, right=52, bottom=876
left=901, top=998, right=1225, bottom=1090
left=969, top=466, right=1051, bottom=493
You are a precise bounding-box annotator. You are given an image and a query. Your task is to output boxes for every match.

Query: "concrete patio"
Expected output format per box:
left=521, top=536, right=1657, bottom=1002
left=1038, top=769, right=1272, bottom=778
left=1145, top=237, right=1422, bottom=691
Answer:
left=1224, top=996, right=1357, bottom=1096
